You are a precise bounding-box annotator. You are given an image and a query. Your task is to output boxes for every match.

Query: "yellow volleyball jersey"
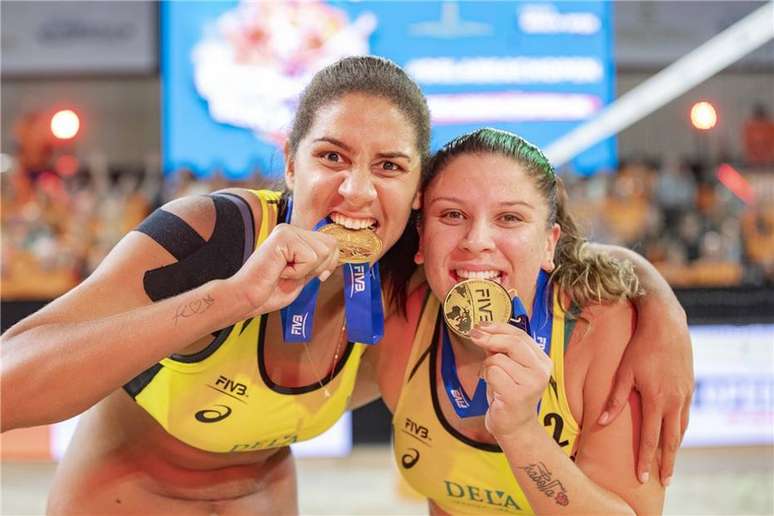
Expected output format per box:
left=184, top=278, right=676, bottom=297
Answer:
left=392, top=288, right=580, bottom=514
left=126, top=190, right=366, bottom=453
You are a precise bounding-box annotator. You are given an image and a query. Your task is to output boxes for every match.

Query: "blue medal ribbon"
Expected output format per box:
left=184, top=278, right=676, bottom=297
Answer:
left=343, top=262, right=385, bottom=343
left=441, top=324, right=490, bottom=418
left=441, top=270, right=554, bottom=418
left=279, top=198, right=384, bottom=344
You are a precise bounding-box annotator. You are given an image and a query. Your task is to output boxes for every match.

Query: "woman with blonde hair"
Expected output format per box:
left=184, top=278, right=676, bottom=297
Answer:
left=378, top=128, right=676, bottom=514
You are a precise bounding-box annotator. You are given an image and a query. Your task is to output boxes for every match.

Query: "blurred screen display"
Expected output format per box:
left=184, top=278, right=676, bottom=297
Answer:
left=684, top=324, right=774, bottom=447
left=161, top=0, right=615, bottom=178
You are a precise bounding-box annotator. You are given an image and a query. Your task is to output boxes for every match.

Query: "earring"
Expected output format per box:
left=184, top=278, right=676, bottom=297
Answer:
left=414, top=251, right=424, bottom=264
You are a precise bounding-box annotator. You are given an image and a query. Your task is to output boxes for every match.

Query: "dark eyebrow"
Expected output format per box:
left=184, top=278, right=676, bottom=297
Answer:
left=312, top=137, right=412, bottom=162
left=429, top=196, right=535, bottom=209
left=499, top=200, right=535, bottom=209
left=376, top=151, right=412, bottom=162
left=312, top=137, right=352, bottom=153
left=428, top=196, right=463, bottom=205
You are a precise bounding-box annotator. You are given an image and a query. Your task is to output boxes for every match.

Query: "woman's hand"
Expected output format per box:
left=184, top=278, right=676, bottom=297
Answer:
left=227, top=223, right=339, bottom=318
left=599, top=297, right=693, bottom=486
left=469, top=322, right=553, bottom=441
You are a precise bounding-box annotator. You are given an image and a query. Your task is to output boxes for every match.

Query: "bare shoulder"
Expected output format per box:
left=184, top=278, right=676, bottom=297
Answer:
left=572, top=298, right=636, bottom=426
left=161, top=194, right=217, bottom=240
left=575, top=299, right=635, bottom=388
left=567, top=298, right=635, bottom=366
left=564, top=298, right=636, bottom=424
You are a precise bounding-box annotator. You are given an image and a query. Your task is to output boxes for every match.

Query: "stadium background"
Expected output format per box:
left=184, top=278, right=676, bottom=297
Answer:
left=1, top=1, right=772, bottom=514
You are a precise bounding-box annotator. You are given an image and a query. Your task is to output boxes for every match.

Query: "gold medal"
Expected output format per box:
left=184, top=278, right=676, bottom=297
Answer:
left=319, top=224, right=383, bottom=264
left=442, top=279, right=512, bottom=338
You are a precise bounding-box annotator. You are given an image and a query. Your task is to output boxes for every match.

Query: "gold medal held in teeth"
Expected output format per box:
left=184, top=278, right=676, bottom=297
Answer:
left=442, top=278, right=512, bottom=338
left=319, top=224, right=382, bottom=264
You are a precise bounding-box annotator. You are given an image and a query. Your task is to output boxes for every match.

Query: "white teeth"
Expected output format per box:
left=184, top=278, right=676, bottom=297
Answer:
left=330, top=213, right=376, bottom=230
left=456, top=269, right=501, bottom=281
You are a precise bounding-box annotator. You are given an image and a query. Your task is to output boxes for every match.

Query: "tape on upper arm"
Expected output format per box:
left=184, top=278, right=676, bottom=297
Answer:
left=136, top=193, right=255, bottom=301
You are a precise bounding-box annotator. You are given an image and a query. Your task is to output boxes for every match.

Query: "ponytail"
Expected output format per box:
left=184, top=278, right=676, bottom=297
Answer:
left=551, top=179, right=641, bottom=311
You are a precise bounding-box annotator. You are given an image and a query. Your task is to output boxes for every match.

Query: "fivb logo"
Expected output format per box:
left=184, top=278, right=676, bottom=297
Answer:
left=349, top=264, right=367, bottom=295
left=535, top=335, right=547, bottom=352
left=450, top=389, right=470, bottom=409
left=290, top=313, right=308, bottom=337
left=474, top=288, right=494, bottom=321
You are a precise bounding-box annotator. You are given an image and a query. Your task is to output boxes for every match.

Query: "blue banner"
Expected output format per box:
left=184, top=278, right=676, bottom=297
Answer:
left=162, top=0, right=615, bottom=177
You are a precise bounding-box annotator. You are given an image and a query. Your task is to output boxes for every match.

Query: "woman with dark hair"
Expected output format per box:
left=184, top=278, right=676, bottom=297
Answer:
left=2, top=56, right=431, bottom=514
left=378, top=128, right=679, bottom=514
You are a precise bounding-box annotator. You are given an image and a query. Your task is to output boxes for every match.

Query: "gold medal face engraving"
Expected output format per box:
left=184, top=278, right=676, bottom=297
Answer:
left=319, top=224, right=382, bottom=264
left=442, top=279, right=512, bottom=337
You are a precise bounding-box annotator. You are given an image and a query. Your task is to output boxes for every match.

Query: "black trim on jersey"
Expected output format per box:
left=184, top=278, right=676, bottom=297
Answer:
left=256, top=313, right=356, bottom=395
left=214, top=192, right=255, bottom=264
left=123, top=363, right=163, bottom=399
left=428, top=310, right=502, bottom=453
left=169, top=324, right=235, bottom=363
left=136, top=208, right=206, bottom=260
left=407, top=344, right=432, bottom=384
left=240, top=317, right=255, bottom=335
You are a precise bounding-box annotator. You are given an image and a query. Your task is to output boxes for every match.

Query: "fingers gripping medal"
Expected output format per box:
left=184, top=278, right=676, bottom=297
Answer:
left=319, top=224, right=382, bottom=264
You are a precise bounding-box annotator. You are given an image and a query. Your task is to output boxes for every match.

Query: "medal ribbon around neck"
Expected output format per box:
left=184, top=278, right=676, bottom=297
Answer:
left=441, top=270, right=554, bottom=418
left=279, top=198, right=385, bottom=344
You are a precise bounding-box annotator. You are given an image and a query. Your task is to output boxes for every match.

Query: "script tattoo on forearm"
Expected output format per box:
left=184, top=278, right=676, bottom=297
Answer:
left=174, top=294, right=215, bottom=324
left=520, top=462, right=569, bottom=506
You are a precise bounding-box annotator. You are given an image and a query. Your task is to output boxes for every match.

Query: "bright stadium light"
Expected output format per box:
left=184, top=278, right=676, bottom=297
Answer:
left=691, top=101, right=718, bottom=130
left=51, top=109, right=80, bottom=140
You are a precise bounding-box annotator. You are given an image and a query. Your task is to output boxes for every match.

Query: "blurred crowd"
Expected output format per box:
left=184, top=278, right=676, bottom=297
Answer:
left=1, top=158, right=158, bottom=299
left=2, top=156, right=772, bottom=301
left=2, top=108, right=774, bottom=300
left=565, top=158, right=774, bottom=288
left=0, top=157, right=281, bottom=300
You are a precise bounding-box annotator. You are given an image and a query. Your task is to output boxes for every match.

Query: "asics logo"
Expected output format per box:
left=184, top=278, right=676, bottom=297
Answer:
left=195, top=404, right=232, bottom=423
left=401, top=448, right=420, bottom=469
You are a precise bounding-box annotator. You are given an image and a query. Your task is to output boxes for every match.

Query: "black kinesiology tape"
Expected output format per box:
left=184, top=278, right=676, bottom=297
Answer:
left=138, top=193, right=255, bottom=301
